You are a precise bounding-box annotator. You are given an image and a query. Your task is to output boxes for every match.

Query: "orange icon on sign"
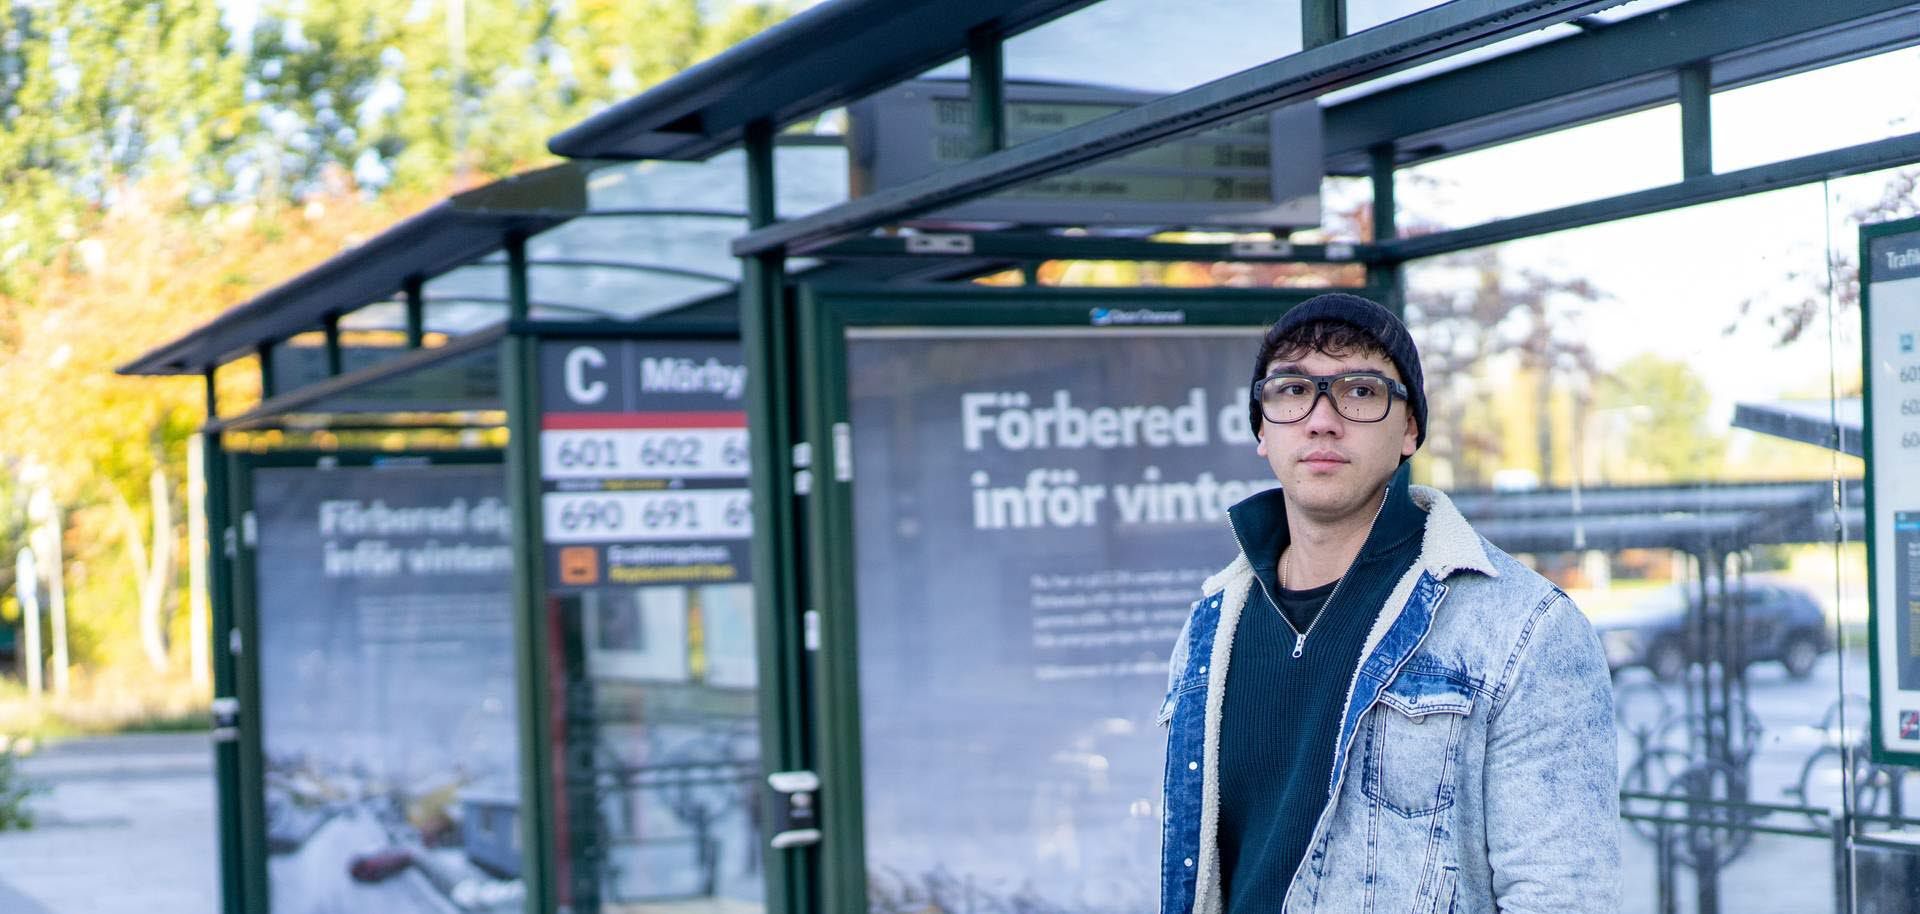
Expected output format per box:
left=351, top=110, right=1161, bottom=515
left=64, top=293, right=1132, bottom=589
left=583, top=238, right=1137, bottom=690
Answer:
left=559, top=546, right=599, bottom=585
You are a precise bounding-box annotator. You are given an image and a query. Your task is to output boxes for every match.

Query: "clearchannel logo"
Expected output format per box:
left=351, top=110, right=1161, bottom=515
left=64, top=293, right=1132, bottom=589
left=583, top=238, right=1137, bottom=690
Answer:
left=1089, top=307, right=1186, bottom=326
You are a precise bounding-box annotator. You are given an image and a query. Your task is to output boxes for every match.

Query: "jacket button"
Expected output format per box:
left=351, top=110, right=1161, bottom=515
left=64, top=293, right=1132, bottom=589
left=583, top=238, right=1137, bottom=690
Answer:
left=1198, top=666, right=1207, bottom=674
left=1184, top=858, right=1194, bottom=868
left=1188, top=761, right=1198, bottom=770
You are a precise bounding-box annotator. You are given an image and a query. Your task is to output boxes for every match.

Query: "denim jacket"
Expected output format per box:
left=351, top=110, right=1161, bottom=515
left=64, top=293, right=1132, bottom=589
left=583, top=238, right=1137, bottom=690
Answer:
left=1159, top=485, right=1620, bottom=914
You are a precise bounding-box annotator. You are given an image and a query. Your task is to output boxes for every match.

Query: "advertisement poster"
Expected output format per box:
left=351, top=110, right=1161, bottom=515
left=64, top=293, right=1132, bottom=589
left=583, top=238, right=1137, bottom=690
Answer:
left=844, top=326, right=1271, bottom=913
left=250, top=461, right=522, bottom=913
left=536, top=338, right=763, bottom=912
left=1867, top=220, right=1920, bottom=762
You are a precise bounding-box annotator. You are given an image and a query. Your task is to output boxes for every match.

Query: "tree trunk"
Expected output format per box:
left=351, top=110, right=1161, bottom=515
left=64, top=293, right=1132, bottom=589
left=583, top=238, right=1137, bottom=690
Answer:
left=187, top=436, right=209, bottom=688
left=115, top=469, right=174, bottom=673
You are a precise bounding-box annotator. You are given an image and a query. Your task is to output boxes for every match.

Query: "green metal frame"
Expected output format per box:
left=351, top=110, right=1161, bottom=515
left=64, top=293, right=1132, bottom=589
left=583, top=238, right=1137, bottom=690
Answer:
left=202, top=401, right=246, bottom=914
left=733, top=0, right=1623, bottom=257
left=508, top=316, right=790, bottom=914
left=1862, top=213, right=1920, bottom=768
left=793, top=282, right=1372, bottom=910
left=739, top=119, right=812, bottom=914
left=223, top=448, right=505, bottom=914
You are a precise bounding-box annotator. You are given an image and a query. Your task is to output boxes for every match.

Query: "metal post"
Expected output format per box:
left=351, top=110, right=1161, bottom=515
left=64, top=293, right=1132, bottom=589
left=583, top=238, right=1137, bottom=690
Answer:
left=967, top=26, right=1006, bottom=157
left=323, top=313, right=343, bottom=377
left=1657, top=820, right=1677, bottom=914
left=741, top=117, right=810, bottom=914
left=256, top=342, right=276, bottom=401
left=1679, top=61, right=1713, bottom=179
left=1302, top=0, right=1345, bottom=50
left=200, top=374, right=246, bottom=914
left=1368, top=143, right=1405, bottom=318
left=500, top=229, right=559, bottom=914
left=404, top=276, right=427, bottom=348
left=1696, top=549, right=1723, bottom=914
left=226, top=453, right=270, bottom=914
left=1834, top=814, right=1854, bottom=914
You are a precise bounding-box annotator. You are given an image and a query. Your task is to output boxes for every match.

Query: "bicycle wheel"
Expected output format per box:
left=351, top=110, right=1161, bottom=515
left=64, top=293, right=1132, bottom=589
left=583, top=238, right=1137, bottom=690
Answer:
left=1791, top=745, right=1879, bottom=827
left=1621, top=746, right=1701, bottom=846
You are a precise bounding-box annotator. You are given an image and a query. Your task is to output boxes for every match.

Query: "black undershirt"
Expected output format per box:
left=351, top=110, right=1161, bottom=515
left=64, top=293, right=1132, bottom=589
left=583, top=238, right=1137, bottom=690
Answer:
left=1273, top=577, right=1336, bottom=635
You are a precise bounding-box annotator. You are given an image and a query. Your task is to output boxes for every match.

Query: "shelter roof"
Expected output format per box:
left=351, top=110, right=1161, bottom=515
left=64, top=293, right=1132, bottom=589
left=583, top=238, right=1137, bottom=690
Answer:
left=548, top=0, right=1100, bottom=161
left=1450, top=479, right=1864, bottom=555
left=118, top=165, right=589, bottom=376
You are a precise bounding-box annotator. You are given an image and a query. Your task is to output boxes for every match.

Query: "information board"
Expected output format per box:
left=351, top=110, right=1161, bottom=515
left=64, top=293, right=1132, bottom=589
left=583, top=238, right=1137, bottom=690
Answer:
left=248, top=457, right=522, bottom=913
left=804, top=290, right=1293, bottom=913
left=537, top=338, right=753, bottom=592
left=534, top=337, right=764, bottom=912
left=1865, top=216, right=1920, bottom=765
left=850, top=79, right=1322, bottom=227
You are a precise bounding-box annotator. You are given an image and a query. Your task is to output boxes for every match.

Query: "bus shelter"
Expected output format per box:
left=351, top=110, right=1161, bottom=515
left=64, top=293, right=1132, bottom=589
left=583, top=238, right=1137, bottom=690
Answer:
left=124, top=0, right=1920, bottom=913
left=116, top=148, right=981, bottom=914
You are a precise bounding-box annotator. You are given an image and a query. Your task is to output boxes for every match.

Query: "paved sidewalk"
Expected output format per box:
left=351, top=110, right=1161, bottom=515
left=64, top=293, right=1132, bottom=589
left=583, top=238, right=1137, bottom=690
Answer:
left=0, top=732, right=217, bottom=914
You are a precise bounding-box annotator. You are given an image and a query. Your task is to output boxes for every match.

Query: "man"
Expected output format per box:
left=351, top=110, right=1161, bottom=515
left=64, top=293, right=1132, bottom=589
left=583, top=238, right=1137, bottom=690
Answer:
left=1159, top=292, right=1619, bottom=914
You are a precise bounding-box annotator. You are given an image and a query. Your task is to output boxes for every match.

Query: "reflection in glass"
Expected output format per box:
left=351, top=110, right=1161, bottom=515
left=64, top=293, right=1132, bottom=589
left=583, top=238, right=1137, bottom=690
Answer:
left=554, top=586, right=763, bottom=913
left=1345, top=0, right=1451, bottom=33
left=1003, top=0, right=1301, bottom=96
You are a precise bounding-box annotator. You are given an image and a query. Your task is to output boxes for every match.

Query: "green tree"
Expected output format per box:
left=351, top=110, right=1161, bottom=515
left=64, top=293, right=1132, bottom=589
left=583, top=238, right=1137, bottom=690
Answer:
left=0, top=0, right=792, bottom=692
left=0, top=0, right=247, bottom=280
left=248, top=0, right=786, bottom=195
left=1592, top=353, right=1726, bottom=483
left=1407, top=248, right=1604, bottom=487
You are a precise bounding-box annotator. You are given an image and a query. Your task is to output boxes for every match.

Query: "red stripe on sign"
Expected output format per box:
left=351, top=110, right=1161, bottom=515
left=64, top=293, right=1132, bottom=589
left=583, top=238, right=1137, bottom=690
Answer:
left=542, top=411, right=748, bottom=430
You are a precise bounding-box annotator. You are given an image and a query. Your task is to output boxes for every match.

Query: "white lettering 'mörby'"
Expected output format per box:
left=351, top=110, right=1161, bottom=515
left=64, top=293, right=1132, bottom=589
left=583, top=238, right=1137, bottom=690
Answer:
left=640, top=357, right=747, bottom=400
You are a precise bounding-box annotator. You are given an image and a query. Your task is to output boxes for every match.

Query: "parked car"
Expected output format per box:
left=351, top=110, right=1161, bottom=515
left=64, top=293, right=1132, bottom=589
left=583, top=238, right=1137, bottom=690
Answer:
left=348, top=846, right=414, bottom=883
left=1591, top=578, right=1832, bottom=681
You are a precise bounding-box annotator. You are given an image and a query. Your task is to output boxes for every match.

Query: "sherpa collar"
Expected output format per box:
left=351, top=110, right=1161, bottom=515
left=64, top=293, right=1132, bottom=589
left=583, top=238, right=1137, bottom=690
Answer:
left=1203, top=484, right=1495, bottom=595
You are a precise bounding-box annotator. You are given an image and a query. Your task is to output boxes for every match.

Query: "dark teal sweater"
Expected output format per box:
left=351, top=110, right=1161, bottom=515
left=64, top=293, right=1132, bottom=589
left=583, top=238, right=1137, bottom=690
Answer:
left=1218, top=466, right=1426, bottom=910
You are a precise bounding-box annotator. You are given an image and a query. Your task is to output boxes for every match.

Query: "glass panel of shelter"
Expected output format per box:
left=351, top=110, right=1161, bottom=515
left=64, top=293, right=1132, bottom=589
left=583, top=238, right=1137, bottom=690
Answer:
left=504, top=155, right=813, bottom=914
left=1395, top=159, right=1888, bottom=911
left=1825, top=166, right=1920, bottom=914
left=1391, top=104, right=1683, bottom=231
left=1000, top=0, right=1304, bottom=95
left=1342, top=0, right=1458, bottom=33
left=1710, top=46, right=1920, bottom=175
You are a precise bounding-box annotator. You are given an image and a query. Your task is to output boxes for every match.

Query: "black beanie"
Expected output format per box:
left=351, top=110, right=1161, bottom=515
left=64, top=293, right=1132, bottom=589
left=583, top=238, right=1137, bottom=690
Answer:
left=1247, top=292, right=1427, bottom=450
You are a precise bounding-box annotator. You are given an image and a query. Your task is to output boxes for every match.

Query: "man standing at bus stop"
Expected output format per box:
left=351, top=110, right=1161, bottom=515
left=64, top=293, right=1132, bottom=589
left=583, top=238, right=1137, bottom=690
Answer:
left=1158, top=292, right=1619, bottom=913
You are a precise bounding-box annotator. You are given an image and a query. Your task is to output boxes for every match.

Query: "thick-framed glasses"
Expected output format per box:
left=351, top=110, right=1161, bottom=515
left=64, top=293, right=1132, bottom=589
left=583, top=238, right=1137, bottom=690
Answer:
left=1253, top=371, right=1409, bottom=424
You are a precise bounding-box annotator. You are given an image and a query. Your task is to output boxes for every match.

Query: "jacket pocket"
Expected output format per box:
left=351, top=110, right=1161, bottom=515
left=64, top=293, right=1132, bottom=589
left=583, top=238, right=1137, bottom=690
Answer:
left=1361, top=667, right=1475, bottom=819
left=1157, top=676, right=1204, bottom=728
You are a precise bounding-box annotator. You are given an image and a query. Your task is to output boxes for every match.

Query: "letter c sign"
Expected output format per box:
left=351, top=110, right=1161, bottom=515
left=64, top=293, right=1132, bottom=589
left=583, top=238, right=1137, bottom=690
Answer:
left=564, top=346, right=609, bottom=405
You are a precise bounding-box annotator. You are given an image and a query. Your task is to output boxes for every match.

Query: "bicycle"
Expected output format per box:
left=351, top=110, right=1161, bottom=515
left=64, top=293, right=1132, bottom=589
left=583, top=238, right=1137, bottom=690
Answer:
left=1783, top=693, right=1905, bottom=828
left=1615, top=678, right=1766, bottom=869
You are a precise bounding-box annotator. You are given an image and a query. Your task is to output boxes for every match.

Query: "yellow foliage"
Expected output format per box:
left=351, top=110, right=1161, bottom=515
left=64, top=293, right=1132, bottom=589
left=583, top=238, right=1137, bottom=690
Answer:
left=0, top=174, right=445, bottom=669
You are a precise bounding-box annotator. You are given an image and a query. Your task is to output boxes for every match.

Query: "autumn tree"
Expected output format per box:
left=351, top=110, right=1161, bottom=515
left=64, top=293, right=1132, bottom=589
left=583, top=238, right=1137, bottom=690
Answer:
left=0, top=0, right=789, bottom=693
left=1405, top=248, right=1605, bottom=488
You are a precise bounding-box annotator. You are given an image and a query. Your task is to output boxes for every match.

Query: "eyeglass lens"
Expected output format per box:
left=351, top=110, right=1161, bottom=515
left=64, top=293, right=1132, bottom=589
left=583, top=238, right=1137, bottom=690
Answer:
left=1260, top=375, right=1392, bottom=423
